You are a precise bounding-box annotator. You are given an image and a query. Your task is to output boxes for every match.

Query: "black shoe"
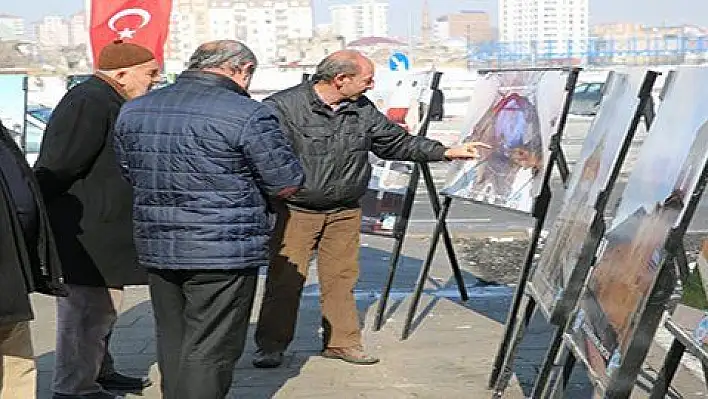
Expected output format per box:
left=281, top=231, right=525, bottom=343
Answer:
left=252, top=350, right=284, bottom=368
left=97, top=371, right=152, bottom=392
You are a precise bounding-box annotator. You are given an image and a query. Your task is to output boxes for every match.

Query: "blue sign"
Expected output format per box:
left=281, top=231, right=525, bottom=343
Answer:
left=388, top=52, right=410, bottom=71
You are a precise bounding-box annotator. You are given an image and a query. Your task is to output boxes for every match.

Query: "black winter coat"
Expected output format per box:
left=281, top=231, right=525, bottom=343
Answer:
left=264, top=81, right=447, bottom=211
left=34, top=75, right=145, bottom=287
left=0, top=121, right=66, bottom=325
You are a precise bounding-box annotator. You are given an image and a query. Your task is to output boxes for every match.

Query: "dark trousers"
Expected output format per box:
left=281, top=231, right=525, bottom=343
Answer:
left=255, top=206, right=362, bottom=353
left=147, top=268, right=258, bottom=399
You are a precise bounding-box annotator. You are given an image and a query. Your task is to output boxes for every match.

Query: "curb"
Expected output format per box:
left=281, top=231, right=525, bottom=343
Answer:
left=403, top=230, right=532, bottom=240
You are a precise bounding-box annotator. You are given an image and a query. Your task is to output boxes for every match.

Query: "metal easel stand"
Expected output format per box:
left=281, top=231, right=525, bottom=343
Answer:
left=373, top=162, right=468, bottom=332
left=529, top=70, right=660, bottom=399
left=487, top=67, right=581, bottom=390
left=373, top=71, right=467, bottom=332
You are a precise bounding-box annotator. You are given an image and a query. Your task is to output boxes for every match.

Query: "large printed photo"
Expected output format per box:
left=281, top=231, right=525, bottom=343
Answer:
left=441, top=70, right=567, bottom=213
left=568, top=67, right=708, bottom=387
left=530, top=72, right=644, bottom=318
left=361, top=70, right=434, bottom=235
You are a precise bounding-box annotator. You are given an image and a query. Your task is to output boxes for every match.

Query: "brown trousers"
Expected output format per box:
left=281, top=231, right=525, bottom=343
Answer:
left=0, top=321, right=36, bottom=399
left=256, top=205, right=362, bottom=351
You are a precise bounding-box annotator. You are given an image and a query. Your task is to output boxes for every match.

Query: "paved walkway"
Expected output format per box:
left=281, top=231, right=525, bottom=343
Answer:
left=29, top=235, right=706, bottom=398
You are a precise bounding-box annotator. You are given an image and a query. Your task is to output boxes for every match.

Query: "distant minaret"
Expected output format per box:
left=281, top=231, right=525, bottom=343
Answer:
left=421, top=0, right=431, bottom=47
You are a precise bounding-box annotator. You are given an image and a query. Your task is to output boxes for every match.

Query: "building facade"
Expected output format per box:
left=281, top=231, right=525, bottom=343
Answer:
left=69, top=12, right=88, bottom=47
left=277, top=33, right=346, bottom=65
left=164, top=0, right=313, bottom=71
left=243, top=0, right=314, bottom=64
left=498, top=0, right=589, bottom=58
left=330, top=0, right=388, bottom=45
left=590, top=23, right=708, bottom=65
left=0, top=14, right=26, bottom=40
left=36, top=16, right=70, bottom=48
left=434, top=11, right=493, bottom=44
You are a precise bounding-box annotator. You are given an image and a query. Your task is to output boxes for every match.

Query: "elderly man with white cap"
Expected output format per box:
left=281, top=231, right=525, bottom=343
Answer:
left=34, top=40, right=161, bottom=399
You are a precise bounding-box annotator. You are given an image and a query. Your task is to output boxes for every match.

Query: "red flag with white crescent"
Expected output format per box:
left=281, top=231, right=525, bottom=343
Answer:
left=90, top=0, right=172, bottom=67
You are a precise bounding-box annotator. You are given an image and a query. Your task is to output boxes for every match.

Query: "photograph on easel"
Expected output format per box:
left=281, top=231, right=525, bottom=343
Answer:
left=441, top=70, right=567, bottom=213
left=671, top=239, right=708, bottom=355
left=530, top=72, right=646, bottom=318
left=568, top=67, right=708, bottom=386
left=361, top=70, right=434, bottom=235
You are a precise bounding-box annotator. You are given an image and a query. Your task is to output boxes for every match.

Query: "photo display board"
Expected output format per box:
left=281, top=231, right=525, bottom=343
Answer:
left=441, top=70, right=567, bottom=213
left=361, top=70, right=434, bottom=236
left=565, top=66, right=708, bottom=392
left=529, top=72, right=647, bottom=320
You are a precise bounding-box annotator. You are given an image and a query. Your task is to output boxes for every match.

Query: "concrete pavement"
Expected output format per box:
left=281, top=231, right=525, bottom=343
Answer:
left=28, top=234, right=707, bottom=398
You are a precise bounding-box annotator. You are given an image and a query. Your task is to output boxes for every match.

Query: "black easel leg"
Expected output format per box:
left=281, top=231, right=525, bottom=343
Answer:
left=493, top=296, right=538, bottom=396
left=555, top=349, right=576, bottom=398
left=401, top=196, right=453, bottom=340
left=441, top=220, right=468, bottom=300
left=373, top=162, right=424, bottom=331
left=648, top=339, right=685, bottom=399
left=489, top=210, right=548, bottom=388
left=374, top=235, right=406, bottom=331
left=419, top=164, right=468, bottom=300
left=530, top=325, right=565, bottom=399
left=675, top=243, right=690, bottom=281
left=543, top=347, right=576, bottom=399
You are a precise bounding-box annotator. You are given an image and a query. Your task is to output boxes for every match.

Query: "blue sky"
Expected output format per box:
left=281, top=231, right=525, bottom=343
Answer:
left=3, top=0, right=705, bottom=36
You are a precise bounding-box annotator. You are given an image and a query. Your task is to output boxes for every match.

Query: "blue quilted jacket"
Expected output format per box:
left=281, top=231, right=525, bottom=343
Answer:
left=113, top=71, right=304, bottom=270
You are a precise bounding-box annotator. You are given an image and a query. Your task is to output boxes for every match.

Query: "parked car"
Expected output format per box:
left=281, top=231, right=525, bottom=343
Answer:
left=569, top=81, right=604, bottom=116
left=24, top=104, right=51, bottom=165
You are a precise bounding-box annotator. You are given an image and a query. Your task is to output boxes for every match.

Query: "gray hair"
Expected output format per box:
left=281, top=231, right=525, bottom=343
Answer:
left=187, top=40, right=258, bottom=71
left=313, top=50, right=362, bottom=82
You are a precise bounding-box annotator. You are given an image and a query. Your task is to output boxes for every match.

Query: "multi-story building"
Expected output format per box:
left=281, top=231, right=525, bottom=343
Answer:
left=243, top=0, right=313, bottom=64
left=590, top=23, right=708, bottom=65
left=207, top=2, right=239, bottom=41
left=499, top=0, right=589, bottom=58
left=36, top=16, right=70, bottom=48
left=69, top=12, right=88, bottom=47
left=0, top=14, right=26, bottom=40
left=330, top=0, right=388, bottom=45
left=434, top=11, right=493, bottom=44
left=165, top=0, right=211, bottom=68
left=165, top=0, right=313, bottom=71
left=277, top=33, right=346, bottom=65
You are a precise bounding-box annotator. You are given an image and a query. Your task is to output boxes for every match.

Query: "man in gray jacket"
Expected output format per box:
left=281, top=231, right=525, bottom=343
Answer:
left=253, top=50, right=486, bottom=367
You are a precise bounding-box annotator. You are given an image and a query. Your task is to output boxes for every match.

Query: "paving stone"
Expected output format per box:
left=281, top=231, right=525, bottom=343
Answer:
left=24, top=235, right=707, bottom=398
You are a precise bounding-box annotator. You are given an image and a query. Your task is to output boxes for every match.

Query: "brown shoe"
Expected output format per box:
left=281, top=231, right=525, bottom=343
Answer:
left=321, top=346, right=380, bottom=365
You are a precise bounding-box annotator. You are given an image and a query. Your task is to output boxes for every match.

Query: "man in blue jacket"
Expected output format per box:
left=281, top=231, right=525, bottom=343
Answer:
left=113, top=40, right=304, bottom=399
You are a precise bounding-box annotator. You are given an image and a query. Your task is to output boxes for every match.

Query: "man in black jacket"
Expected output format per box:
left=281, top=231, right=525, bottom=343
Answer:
left=253, top=50, right=487, bottom=367
left=34, top=41, right=160, bottom=399
left=0, top=119, right=66, bottom=398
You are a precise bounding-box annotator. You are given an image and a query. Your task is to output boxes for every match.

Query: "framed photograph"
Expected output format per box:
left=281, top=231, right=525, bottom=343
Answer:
left=566, top=67, right=708, bottom=393
left=441, top=70, right=567, bottom=213
left=530, top=72, right=649, bottom=320
left=361, top=70, right=434, bottom=236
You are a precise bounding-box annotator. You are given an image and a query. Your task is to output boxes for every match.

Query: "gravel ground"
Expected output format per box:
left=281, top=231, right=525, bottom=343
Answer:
left=456, top=232, right=708, bottom=286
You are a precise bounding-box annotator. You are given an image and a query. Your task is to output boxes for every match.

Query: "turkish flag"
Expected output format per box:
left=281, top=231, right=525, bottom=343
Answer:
left=90, top=0, right=173, bottom=67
